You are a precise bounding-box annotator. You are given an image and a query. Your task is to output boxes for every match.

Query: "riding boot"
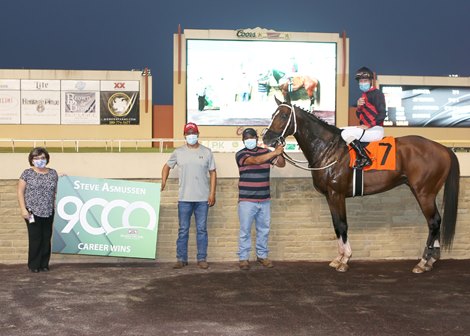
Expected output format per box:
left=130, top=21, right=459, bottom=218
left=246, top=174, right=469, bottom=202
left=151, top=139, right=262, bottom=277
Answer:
left=350, top=139, right=372, bottom=168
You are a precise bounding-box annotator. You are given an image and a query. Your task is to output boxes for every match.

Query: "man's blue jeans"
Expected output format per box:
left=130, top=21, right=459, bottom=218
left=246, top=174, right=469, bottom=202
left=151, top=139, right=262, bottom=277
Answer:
left=177, top=201, right=209, bottom=262
left=238, top=200, right=271, bottom=261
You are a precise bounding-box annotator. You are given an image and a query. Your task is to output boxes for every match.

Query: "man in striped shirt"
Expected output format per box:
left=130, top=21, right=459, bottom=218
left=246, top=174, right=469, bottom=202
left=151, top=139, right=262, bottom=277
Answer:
left=236, top=128, right=285, bottom=270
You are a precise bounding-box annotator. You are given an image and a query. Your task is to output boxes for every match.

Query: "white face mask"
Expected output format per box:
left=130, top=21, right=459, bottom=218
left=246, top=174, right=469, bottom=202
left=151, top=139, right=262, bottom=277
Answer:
left=185, top=134, right=198, bottom=145
left=359, top=82, right=371, bottom=92
left=33, top=159, right=47, bottom=168
left=244, top=138, right=257, bottom=150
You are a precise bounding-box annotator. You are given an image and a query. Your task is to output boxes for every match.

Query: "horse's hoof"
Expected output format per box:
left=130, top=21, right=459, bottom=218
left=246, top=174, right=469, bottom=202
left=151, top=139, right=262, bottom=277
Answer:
left=412, top=265, right=424, bottom=274
left=423, top=263, right=433, bottom=272
left=412, top=264, right=431, bottom=273
left=329, top=259, right=341, bottom=268
left=412, top=263, right=433, bottom=274
left=336, top=263, right=349, bottom=272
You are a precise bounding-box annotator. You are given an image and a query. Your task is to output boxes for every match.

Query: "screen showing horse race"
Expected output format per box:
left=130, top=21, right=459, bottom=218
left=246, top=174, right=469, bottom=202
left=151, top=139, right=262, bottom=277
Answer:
left=381, top=85, right=470, bottom=127
left=186, top=39, right=337, bottom=126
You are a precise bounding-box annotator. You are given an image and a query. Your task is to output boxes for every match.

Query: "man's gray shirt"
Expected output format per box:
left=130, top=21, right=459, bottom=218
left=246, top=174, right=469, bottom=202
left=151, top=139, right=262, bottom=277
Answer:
left=167, top=144, right=216, bottom=201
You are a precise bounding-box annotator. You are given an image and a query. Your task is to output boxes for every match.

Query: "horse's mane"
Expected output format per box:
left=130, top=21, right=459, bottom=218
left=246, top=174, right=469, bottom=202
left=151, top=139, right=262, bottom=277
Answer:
left=289, top=103, right=342, bottom=136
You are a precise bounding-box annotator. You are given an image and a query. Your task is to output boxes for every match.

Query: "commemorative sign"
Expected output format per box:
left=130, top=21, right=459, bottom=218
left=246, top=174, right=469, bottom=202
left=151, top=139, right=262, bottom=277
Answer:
left=52, top=176, right=161, bottom=259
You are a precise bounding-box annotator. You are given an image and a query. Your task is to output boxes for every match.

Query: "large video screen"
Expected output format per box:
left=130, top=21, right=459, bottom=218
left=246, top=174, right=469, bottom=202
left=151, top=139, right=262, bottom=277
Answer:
left=381, top=85, right=470, bottom=127
left=186, top=39, right=337, bottom=126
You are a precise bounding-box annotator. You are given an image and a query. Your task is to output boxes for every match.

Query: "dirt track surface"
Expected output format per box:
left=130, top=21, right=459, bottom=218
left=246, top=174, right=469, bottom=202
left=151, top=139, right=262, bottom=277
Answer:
left=1, top=260, right=469, bottom=336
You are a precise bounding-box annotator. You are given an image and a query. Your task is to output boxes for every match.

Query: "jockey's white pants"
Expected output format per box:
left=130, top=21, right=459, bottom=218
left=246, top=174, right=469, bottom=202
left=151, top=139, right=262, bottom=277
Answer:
left=340, top=126, right=384, bottom=144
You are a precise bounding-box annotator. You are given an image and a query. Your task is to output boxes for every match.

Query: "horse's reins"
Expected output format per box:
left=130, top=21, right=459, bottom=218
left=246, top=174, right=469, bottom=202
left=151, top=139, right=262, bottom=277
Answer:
left=267, top=103, right=338, bottom=171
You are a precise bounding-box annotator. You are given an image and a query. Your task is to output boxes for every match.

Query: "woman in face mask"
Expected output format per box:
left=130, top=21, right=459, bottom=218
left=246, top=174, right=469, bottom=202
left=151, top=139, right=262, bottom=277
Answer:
left=17, top=147, right=58, bottom=273
left=340, top=66, right=387, bottom=169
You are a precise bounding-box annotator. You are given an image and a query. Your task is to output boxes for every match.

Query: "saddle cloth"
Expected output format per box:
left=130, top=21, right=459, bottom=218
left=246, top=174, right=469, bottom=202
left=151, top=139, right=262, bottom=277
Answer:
left=349, top=136, right=397, bottom=171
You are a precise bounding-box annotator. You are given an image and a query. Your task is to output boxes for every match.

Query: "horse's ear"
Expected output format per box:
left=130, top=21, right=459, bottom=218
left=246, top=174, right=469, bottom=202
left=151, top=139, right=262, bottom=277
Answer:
left=274, top=96, right=282, bottom=106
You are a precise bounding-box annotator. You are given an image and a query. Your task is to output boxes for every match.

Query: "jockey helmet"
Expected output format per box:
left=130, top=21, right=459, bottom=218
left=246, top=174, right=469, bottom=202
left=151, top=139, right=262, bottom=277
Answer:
left=355, top=67, right=374, bottom=81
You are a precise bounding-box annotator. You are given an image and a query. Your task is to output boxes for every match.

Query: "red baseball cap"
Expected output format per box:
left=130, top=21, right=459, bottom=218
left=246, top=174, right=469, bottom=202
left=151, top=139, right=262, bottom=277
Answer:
left=183, top=122, right=199, bottom=134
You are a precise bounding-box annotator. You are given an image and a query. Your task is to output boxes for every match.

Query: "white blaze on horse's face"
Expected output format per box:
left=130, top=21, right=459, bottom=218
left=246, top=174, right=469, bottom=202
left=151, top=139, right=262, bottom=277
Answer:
left=272, top=104, right=297, bottom=138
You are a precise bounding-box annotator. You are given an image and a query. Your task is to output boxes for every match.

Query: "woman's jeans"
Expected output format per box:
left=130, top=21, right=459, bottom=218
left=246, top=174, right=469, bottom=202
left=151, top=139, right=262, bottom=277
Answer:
left=238, top=200, right=271, bottom=261
left=176, top=201, right=209, bottom=262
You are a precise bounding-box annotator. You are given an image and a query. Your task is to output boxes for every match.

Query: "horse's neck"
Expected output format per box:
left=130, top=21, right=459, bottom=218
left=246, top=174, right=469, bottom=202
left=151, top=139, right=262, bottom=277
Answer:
left=294, top=130, right=337, bottom=156
left=294, top=112, right=343, bottom=164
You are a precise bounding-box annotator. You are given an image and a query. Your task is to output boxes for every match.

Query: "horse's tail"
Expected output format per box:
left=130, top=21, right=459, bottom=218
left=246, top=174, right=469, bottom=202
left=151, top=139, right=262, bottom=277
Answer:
left=441, top=148, right=460, bottom=250
left=315, top=80, right=321, bottom=105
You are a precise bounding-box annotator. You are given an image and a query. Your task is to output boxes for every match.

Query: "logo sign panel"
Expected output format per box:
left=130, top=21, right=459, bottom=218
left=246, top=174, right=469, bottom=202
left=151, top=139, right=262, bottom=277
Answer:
left=0, top=78, right=142, bottom=125
left=52, top=176, right=161, bottom=259
left=21, top=90, right=61, bottom=124
left=0, top=91, right=21, bottom=124
left=61, top=91, right=100, bottom=124
left=100, top=80, right=140, bottom=125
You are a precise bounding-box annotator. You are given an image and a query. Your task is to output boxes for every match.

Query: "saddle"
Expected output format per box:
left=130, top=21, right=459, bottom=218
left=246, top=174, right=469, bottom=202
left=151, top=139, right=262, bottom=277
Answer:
left=349, top=137, right=397, bottom=171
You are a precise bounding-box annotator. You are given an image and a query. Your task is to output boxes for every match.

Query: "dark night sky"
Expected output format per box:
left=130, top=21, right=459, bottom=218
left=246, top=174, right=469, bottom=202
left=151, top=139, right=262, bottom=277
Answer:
left=1, top=0, right=468, bottom=105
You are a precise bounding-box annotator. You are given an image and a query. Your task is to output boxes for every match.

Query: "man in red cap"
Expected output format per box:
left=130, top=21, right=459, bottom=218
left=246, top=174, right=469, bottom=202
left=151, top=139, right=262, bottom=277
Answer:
left=183, top=122, right=198, bottom=135
left=161, top=122, right=217, bottom=269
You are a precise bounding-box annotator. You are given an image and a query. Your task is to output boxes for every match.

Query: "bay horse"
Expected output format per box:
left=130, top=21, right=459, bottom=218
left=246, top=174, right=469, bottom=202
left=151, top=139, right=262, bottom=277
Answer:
left=263, top=98, right=460, bottom=273
left=279, top=75, right=320, bottom=108
left=270, top=70, right=321, bottom=109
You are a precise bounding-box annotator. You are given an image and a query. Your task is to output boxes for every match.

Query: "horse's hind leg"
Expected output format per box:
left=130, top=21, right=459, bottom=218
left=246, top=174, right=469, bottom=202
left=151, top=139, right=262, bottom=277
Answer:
left=411, top=194, right=442, bottom=274
left=306, top=86, right=315, bottom=107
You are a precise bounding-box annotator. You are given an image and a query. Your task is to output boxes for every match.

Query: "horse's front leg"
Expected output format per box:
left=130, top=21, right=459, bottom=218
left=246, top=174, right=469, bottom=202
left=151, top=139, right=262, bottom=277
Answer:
left=329, top=237, right=352, bottom=271
left=326, top=193, right=352, bottom=272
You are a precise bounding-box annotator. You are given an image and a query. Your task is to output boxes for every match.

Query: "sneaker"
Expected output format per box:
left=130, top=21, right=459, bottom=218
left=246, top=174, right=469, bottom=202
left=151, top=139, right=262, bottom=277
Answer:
left=197, top=260, right=209, bottom=269
left=173, top=260, right=188, bottom=269
left=239, top=260, right=250, bottom=271
left=256, top=257, right=274, bottom=268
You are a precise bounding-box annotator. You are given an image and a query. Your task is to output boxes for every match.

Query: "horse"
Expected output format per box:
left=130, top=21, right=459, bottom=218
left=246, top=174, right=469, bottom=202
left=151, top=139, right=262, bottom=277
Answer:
left=262, top=97, right=460, bottom=273
left=269, top=70, right=321, bottom=109
left=279, top=75, right=320, bottom=107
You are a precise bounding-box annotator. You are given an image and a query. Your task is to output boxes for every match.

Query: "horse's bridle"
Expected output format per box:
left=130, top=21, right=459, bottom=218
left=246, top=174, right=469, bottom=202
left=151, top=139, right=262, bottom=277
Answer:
left=264, top=103, right=337, bottom=171
left=265, top=103, right=298, bottom=144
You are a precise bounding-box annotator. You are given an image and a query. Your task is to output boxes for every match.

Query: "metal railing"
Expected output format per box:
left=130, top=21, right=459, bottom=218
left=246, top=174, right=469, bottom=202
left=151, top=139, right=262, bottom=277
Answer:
left=0, top=138, right=186, bottom=153
left=0, top=138, right=469, bottom=153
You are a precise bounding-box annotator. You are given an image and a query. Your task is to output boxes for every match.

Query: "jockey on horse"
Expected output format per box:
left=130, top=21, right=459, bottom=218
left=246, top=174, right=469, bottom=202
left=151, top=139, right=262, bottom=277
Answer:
left=341, top=67, right=387, bottom=169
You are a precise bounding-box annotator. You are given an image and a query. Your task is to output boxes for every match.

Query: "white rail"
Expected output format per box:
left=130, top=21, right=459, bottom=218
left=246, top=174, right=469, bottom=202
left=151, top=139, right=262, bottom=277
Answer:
left=0, top=138, right=198, bottom=152
left=0, top=138, right=469, bottom=153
